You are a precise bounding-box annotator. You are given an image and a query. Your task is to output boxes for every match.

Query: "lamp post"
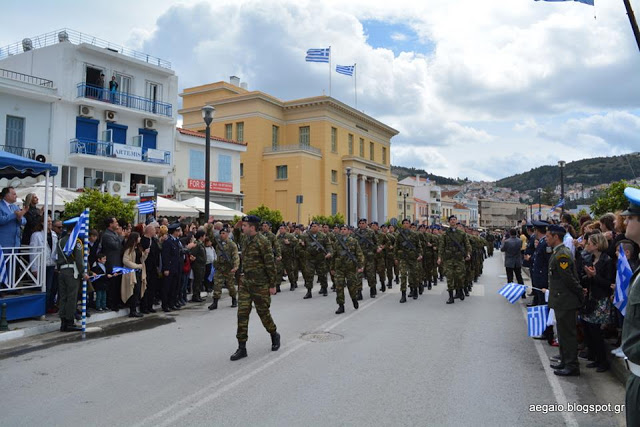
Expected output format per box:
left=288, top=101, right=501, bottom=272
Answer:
left=400, top=190, right=408, bottom=220
left=558, top=160, right=566, bottom=217
left=537, top=188, right=542, bottom=220
left=346, top=167, right=352, bottom=226
left=201, top=105, right=215, bottom=220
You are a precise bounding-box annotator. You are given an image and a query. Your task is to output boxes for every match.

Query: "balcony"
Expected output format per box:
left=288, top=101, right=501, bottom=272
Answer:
left=263, top=144, right=322, bottom=156
left=69, top=138, right=170, bottom=165
left=1, top=145, right=36, bottom=159
left=0, top=68, right=54, bottom=88
left=77, top=83, right=172, bottom=117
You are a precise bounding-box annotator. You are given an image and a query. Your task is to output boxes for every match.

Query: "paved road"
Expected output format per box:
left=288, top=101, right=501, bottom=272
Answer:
left=0, top=255, right=626, bottom=426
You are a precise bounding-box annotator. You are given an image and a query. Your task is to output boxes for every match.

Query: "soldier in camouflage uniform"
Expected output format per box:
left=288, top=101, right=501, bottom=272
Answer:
left=261, top=221, right=282, bottom=293
left=208, top=227, right=239, bottom=310
left=394, top=218, right=423, bottom=303
left=277, top=224, right=299, bottom=291
left=382, top=224, right=395, bottom=289
left=424, top=227, right=439, bottom=289
left=354, top=219, right=379, bottom=299
left=189, top=230, right=207, bottom=302
left=56, top=218, right=88, bottom=332
left=323, top=224, right=337, bottom=291
left=300, top=222, right=332, bottom=298
left=370, top=222, right=387, bottom=294
left=230, top=215, right=280, bottom=361
left=331, top=225, right=364, bottom=314
left=389, top=225, right=400, bottom=285
left=293, top=225, right=307, bottom=288
left=438, top=215, right=472, bottom=304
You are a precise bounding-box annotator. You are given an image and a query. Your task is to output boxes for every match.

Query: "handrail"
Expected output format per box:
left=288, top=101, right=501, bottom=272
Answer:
left=77, top=83, right=172, bottom=117
left=0, top=246, right=44, bottom=292
left=264, top=144, right=322, bottom=155
left=0, top=68, right=54, bottom=88
left=0, top=145, right=36, bottom=159
left=69, top=138, right=171, bottom=165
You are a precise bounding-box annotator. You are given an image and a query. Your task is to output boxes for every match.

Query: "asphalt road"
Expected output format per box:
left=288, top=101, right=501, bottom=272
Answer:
left=0, top=254, right=626, bottom=426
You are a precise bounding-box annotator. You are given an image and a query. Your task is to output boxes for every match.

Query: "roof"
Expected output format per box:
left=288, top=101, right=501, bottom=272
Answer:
left=414, top=198, right=428, bottom=204
left=441, top=190, right=461, bottom=198
left=176, top=128, right=247, bottom=146
left=453, top=203, right=469, bottom=210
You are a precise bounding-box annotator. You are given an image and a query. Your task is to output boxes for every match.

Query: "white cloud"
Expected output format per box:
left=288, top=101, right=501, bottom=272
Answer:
left=390, top=32, right=408, bottom=42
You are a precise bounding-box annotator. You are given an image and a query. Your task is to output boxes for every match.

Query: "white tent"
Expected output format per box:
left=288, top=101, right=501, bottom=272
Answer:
left=15, top=181, right=81, bottom=211
left=156, top=196, right=199, bottom=217
left=180, top=197, right=245, bottom=220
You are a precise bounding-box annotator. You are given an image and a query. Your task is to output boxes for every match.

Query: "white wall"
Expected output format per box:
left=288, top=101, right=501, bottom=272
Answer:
left=0, top=92, right=52, bottom=155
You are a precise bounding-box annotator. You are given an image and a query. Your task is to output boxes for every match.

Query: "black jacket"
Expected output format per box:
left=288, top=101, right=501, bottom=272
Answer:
left=579, top=252, right=615, bottom=301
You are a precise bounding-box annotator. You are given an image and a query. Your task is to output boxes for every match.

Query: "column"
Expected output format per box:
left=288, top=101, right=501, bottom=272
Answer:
left=371, top=179, right=378, bottom=223
left=349, top=172, right=358, bottom=227
left=359, top=175, right=366, bottom=220
left=380, top=180, right=388, bottom=223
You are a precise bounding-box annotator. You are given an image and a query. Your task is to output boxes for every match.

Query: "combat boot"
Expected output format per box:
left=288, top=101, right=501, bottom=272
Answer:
left=464, top=287, right=469, bottom=297
left=335, top=304, right=345, bottom=314
left=321, top=288, right=328, bottom=296
left=459, top=289, right=465, bottom=301
left=208, top=298, right=218, bottom=310
left=418, top=283, right=424, bottom=295
left=370, top=288, right=376, bottom=298
left=379, top=282, right=385, bottom=292
left=412, top=287, right=418, bottom=300
left=352, top=299, right=359, bottom=309
left=446, top=290, right=455, bottom=304
left=357, top=290, right=363, bottom=301
left=427, top=280, right=432, bottom=291
left=276, top=284, right=281, bottom=293
left=387, top=281, right=392, bottom=289
left=230, top=342, right=247, bottom=361
left=400, top=291, right=407, bottom=303
left=290, top=283, right=295, bottom=291
left=231, top=297, right=237, bottom=308
left=271, top=332, right=281, bottom=351
left=59, top=318, right=66, bottom=332
left=303, top=290, right=312, bottom=299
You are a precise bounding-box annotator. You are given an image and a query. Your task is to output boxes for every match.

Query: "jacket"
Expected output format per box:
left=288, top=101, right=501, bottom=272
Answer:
left=531, top=236, right=551, bottom=287
left=548, top=244, right=583, bottom=311
left=578, top=252, right=615, bottom=301
left=161, top=236, right=182, bottom=275
left=100, top=228, right=123, bottom=271
left=121, top=247, right=147, bottom=303
left=501, top=237, right=522, bottom=269
left=0, top=200, right=26, bottom=248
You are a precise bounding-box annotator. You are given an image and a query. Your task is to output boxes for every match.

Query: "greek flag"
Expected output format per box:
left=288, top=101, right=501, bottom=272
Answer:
left=527, top=305, right=549, bottom=337
left=207, top=265, right=215, bottom=282
left=90, top=274, right=105, bottom=282
left=0, top=245, right=8, bottom=285
left=64, top=209, right=89, bottom=256
left=498, top=283, right=527, bottom=304
left=137, top=200, right=155, bottom=214
left=534, top=0, right=594, bottom=5
left=614, top=244, right=634, bottom=316
left=111, top=266, right=138, bottom=275
left=548, top=199, right=565, bottom=213
left=306, top=48, right=330, bottom=63
left=336, top=65, right=355, bottom=76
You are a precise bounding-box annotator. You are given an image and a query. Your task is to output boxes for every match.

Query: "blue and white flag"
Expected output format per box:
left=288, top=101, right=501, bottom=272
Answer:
left=498, top=283, right=527, bottom=304
left=137, top=200, right=155, bottom=214
left=306, top=48, right=330, bottom=63
left=111, top=266, right=138, bottom=275
left=527, top=305, right=549, bottom=337
left=64, top=209, right=89, bottom=256
left=207, top=265, right=215, bottom=282
left=90, top=274, right=105, bottom=282
left=614, top=244, right=634, bottom=316
left=534, top=0, right=594, bottom=5
left=548, top=198, right=565, bottom=213
left=0, top=245, right=8, bottom=285
left=336, top=64, right=355, bottom=76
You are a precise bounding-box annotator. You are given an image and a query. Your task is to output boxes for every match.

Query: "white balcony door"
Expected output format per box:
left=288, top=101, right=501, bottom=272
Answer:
left=115, top=73, right=131, bottom=106
left=146, top=81, right=162, bottom=113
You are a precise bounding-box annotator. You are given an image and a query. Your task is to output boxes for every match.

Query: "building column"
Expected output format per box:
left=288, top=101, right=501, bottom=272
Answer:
left=380, top=180, right=388, bottom=223
left=349, top=171, right=358, bottom=227
left=359, top=175, right=366, bottom=220
left=371, top=179, right=378, bottom=223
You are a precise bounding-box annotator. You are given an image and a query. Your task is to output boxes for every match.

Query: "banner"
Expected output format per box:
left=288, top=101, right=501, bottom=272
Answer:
left=188, top=179, right=233, bottom=193
left=113, top=144, right=142, bottom=161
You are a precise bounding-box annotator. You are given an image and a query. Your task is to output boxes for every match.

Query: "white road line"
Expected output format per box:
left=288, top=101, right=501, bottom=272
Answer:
left=134, top=289, right=390, bottom=427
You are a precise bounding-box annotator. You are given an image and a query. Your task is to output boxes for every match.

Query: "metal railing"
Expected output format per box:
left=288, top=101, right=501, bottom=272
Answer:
left=0, top=145, right=36, bottom=159
left=0, top=28, right=171, bottom=69
left=0, top=246, right=44, bottom=292
left=77, top=83, right=172, bottom=117
left=264, top=144, right=322, bottom=156
left=69, top=138, right=171, bottom=165
left=0, top=68, right=54, bottom=88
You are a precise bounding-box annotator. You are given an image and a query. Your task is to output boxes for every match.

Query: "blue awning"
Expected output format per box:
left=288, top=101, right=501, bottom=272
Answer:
left=0, top=150, right=58, bottom=178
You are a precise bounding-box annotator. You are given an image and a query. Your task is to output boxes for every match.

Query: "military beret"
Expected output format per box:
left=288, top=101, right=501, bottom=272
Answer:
left=243, top=215, right=261, bottom=223
left=339, top=224, right=348, bottom=229
left=309, top=221, right=319, bottom=226
left=448, top=215, right=457, bottom=221
left=358, top=218, right=368, bottom=223
left=220, top=227, right=230, bottom=233
left=261, top=220, right=271, bottom=226
left=621, top=187, right=640, bottom=216
left=370, top=221, right=378, bottom=226
left=548, top=224, right=566, bottom=235
left=168, top=223, right=181, bottom=231
left=418, top=224, right=425, bottom=229
left=381, top=224, right=388, bottom=228
left=532, top=220, right=549, bottom=228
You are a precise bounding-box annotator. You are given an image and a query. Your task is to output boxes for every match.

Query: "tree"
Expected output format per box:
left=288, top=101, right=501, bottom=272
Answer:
left=541, top=186, right=556, bottom=206
left=311, top=213, right=345, bottom=228
left=591, top=180, right=640, bottom=217
left=246, top=204, right=283, bottom=232
left=63, top=189, right=135, bottom=231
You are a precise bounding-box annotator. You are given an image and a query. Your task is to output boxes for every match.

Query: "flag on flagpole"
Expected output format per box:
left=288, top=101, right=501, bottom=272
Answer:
left=111, top=266, right=139, bottom=275
left=306, top=48, right=330, bottom=63
left=534, top=0, right=594, bottom=5
left=614, top=244, right=634, bottom=316
left=137, top=200, right=155, bottom=214
left=336, top=64, right=355, bottom=76
left=527, top=305, right=549, bottom=337
left=0, top=245, right=8, bottom=285
left=498, top=283, right=527, bottom=304
left=548, top=198, right=565, bottom=214
left=64, top=209, right=89, bottom=255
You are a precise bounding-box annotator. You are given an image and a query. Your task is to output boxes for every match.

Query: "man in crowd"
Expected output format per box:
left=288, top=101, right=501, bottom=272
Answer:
left=161, top=223, right=183, bottom=312
left=300, top=222, right=332, bottom=299
left=277, top=224, right=298, bottom=291
left=354, top=219, right=378, bottom=299
left=261, top=221, right=282, bottom=292
left=501, top=228, right=525, bottom=291
left=189, top=230, right=206, bottom=302
left=0, top=187, right=27, bottom=251
left=438, top=215, right=471, bottom=304
left=394, top=218, right=423, bottom=303
left=331, top=224, right=364, bottom=314
left=370, top=222, right=387, bottom=294
left=101, top=217, right=124, bottom=311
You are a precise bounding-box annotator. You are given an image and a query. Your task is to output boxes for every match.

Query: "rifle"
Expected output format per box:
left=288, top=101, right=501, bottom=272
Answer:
left=397, top=231, right=417, bottom=252
left=446, top=230, right=465, bottom=254
left=215, top=237, right=232, bottom=262
left=355, top=230, right=376, bottom=249
left=336, top=236, right=357, bottom=264
left=308, top=233, right=328, bottom=254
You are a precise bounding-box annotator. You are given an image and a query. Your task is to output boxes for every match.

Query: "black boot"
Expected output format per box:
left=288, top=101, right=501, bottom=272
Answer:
left=271, top=332, right=281, bottom=351
left=357, top=290, right=363, bottom=301
left=418, top=283, right=424, bottom=295
left=380, top=282, right=385, bottom=292
left=231, top=297, right=237, bottom=308
left=303, top=290, right=312, bottom=299
left=412, top=287, right=418, bottom=300
left=276, top=284, right=281, bottom=293
left=230, top=342, right=248, bottom=361
left=60, top=318, right=66, bottom=332
left=464, top=287, right=469, bottom=297
left=395, top=277, right=399, bottom=284
left=400, top=291, right=407, bottom=303
left=208, top=298, right=218, bottom=310
left=370, top=288, right=376, bottom=298
left=387, top=281, right=392, bottom=289
left=427, top=280, right=432, bottom=290
left=290, top=284, right=295, bottom=291
left=64, top=319, right=82, bottom=332
left=459, top=289, right=465, bottom=301
left=446, top=290, right=455, bottom=304
left=321, top=288, right=328, bottom=296
left=129, top=309, right=143, bottom=318
left=335, top=304, right=345, bottom=314
left=352, top=299, right=359, bottom=309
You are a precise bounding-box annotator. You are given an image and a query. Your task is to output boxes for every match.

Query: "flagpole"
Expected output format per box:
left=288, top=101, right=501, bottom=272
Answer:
left=82, top=208, right=89, bottom=340
left=623, top=0, right=640, bottom=53
left=354, top=63, right=357, bottom=109
left=328, top=46, right=332, bottom=97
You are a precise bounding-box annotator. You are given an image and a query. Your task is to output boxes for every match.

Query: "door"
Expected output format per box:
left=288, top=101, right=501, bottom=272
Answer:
left=5, top=116, right=25, bottom=155
left=146, top=82, right=162, bottom=113
left=75, top=117, right=99, bottom=154
left=85, top=66, right=104, bottom=99
left=115, top=74, right=131, bottom=107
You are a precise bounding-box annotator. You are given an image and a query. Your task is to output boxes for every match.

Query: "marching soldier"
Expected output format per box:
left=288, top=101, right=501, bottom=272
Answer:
left=394, top=218, right=423, bottom=303
left=300, top=222, right=332, bottom=298
left=56, top=218, right=88, bottom=332
left=209, top=227, right=239, bottom=310
left=230, top=215, right=280, bottom=361
left=382, top=224, right=395, bottom=289
left=277, top=224, right=299, bottom=291
left=354, top=219, right=378, bottom=299
left=331, top=225, right=364, bottom=314
left=370, top=222, right=387, bottom=294
left=261, top=221, right=282, bottom=292
left=424, top=227, right=438, bottom=290
left=323, top=224, right=337, bottom=291
left=438, top=215, right=471, bottom=304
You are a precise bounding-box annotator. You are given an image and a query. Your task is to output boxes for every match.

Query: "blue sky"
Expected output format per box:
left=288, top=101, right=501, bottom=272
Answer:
left=362, top=20, right=435, bottom=57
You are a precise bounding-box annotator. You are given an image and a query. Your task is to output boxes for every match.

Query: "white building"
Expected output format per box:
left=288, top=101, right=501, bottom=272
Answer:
left=173, top=128, right=246, bottom=211
left=0, top=29, right=177, bottom=196
left=399, top=175, right=442, bottom=224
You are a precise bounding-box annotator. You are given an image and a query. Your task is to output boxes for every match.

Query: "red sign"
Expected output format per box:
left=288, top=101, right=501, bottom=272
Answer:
left=187, top=179, right=233, bottom=193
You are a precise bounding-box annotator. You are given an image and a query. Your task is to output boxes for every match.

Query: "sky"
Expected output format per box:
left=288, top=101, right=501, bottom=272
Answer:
left=2, top=0, right=640, bottom=182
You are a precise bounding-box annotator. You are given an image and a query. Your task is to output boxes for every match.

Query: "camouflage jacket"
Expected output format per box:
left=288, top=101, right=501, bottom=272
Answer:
left=394, top=229, right=423, bottom=261
left=353, top=228, right=378, bottom=256
left=438, top=228, right=471, bottom=262
left=213, top=238, right=240, bottom=270
left=242, top=233, right=276, bottom=287
left=332, top=235, right=364, bottom=270
left=300, top=231, right=332, bottom=257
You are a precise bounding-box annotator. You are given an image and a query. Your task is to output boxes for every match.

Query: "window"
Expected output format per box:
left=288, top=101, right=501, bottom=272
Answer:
left=240, top=163, right=244, bottom=177
left=331, top=127, right=337, bottom=152
left=299, top=126, right=310, bottom=146
left=5, top=116, right=25, bottom=150
left=147, top=176, right=164, bottom=193
left=104, top=171, right=123, bottom=182
left=189, top=149, right=204, bottom=180
left=61, top=166, right=78, bottom=188
left=272, top=125, right=279, bottom=148
left=225, top=124, right=233, bottom=140
left=236, top=122, right=244, bottom=142
left=369, top=142, right=374, bottom=161
left=348, top=134, right=353, bottom=155
left=331, top=193, right=338, bottom=216
left=359, top=138, right=364, bottom=157
left=382, top=147, right=387, bottom=165
left=276, top=165, right=288, bottom=180
left=331, top=170, right=338, bottom=183
left=218, top=154, right=232, bottom=183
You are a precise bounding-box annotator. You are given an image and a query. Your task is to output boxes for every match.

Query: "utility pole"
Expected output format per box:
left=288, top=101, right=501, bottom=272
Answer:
left=624, top=0, right=640, bottom=53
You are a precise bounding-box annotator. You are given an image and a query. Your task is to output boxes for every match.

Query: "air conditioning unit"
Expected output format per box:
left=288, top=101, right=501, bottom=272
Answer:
left=143, top=118, right=155, bottom=129
left=35, top=154, right=47, bottom=163
left=105, top=110, right=117, bottom=122
left=79, top=105, right=94, bottom=118
left=106, top=181, right=128, bottom=198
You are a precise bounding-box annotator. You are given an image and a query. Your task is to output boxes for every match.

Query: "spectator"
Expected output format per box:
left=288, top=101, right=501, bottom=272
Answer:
left=122, top=232, right=147, bottom=318
left=501, top=229, right=525, bottom=294
left=21, top=193, right=43, bottom=246
left=101, top=217, right=124, bottom=311
left=91, top=253, right=109, bottom=312
left=189, top=230, right=206, bottom=302
left=109, top=75, right=118, bottom=103
left=204, top=237, right=215, bottom=296
left=30, top=217, right=57, bottom=311
left=0, top=186, right=28, bottom=250
left=140, top=224, right=160, bottom=314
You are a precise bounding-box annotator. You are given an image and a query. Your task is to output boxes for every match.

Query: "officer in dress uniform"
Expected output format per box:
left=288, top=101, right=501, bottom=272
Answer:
left=56, top=217, right=88, bottom=332
left=161, top=223, right=183, bottom=312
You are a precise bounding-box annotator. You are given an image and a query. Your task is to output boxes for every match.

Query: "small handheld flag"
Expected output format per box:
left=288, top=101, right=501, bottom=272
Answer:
left=527, top=305, right=550, bottom=337
left=137, top=200, right=155, bottom=214
left=498, top=283, right=527, bottom=304
left=111, top=266, right=139, bottom=275
left=305, top=48, right=330, bottom=63
left=207, top=266, right=215, bottom=283
left=614, top=244, right=633, bottom=316
left=64, top=209, right=89, bottom=256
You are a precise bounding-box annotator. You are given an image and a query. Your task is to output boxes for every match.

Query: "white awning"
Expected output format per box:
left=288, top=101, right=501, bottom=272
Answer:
left=180, top=197, right=245, bottom=220
left=156, top=196, right=199, bottom=217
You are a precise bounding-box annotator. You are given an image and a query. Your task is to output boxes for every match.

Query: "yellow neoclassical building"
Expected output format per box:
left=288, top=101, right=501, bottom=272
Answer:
left=179, top=77, right=399, bottom=225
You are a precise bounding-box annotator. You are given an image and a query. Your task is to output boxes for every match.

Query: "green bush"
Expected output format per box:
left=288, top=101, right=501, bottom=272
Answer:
left=246, top=205, right=283, bottom=232
left=63, top=189, right=135, bottom=231
left=311, top=213, right=345, bottom=228
left=591, top=180, right=640, bottom=217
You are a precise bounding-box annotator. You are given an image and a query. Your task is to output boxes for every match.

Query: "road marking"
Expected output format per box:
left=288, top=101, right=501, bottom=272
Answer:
left=134, top=290, right=390, bottom=427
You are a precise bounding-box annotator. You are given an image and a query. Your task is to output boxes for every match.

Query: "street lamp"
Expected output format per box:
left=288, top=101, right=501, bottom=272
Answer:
left=201, top=105, right=215, bottom=220
left=537, top=188, right=542, bottom=220
left=346, top=167, right=352, bottom=226
left=558, top=160, right=566, bottom=217
left=399, top=190, right=409, bottom=220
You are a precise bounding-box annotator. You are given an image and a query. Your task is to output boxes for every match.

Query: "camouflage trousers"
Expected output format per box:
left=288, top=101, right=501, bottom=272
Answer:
left=444, top=260, right=466, bottom=291
left=358, top=256, right=377, bottom=291
left=236, top=280, right=276, bottom=343
left=465, top=260, right=473, bottom=285
left=214, top=268, right=237, bottom=299
left=192, top=266, right=205, bottom=299
left=487, top=246, right=494, bottom=256
left=424, top=257, right=437, bottom=283
left=385, top=256, right=395, bottom=285
left=398, top=259, right=419, bottom=292
left=281, top=254, right=297, bottom=286
left=304, top=255, right=328, bottom=290
left=334, top=267, right=359, bottom=305
left=375, top=255, right=386, bottom=285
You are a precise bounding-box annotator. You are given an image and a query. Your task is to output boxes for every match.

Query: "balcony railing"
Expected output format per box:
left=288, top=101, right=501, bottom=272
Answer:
left=0, top=145, right=36, bottom=159
left=77, top=83, right=173, bottom=117
left=70, top=138, right=171, bottom=165
left=0, top=68, right=54, bottom=88
left=263, top=144, right=322, bottom=156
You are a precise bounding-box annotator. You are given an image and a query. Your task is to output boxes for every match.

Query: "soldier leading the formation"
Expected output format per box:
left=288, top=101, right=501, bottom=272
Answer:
left=438, top=215, right=471, bottom=304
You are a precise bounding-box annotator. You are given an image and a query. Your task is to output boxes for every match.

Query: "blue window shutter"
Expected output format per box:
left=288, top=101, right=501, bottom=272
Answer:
left=138, top=128, right=158, bottom=150
left=107, top=123, right=128, bottom=144
left=218, top=154, right=232, bottom=183
left=190, top=149, right=204, bottom=180
left=75, top=117, right=99, bottom=141
left=5, top=116, right=25, bottom=148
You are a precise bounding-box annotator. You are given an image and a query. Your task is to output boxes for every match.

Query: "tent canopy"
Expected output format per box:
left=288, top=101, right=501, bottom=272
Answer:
left=156, top=196, right=199, bottom=217
left=180, top=197, right=245, bottom=220
left=0, top=150, right=58, bottom=178
left=16, top=182, right=80, bottom=211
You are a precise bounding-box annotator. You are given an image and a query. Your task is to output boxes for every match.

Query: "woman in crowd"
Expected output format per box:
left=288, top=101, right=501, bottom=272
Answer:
left=29, top=217, right=57, bottom=311
left=21, top=192, right=43, bottom=245
left=122, top=232, right=148, bottom=318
